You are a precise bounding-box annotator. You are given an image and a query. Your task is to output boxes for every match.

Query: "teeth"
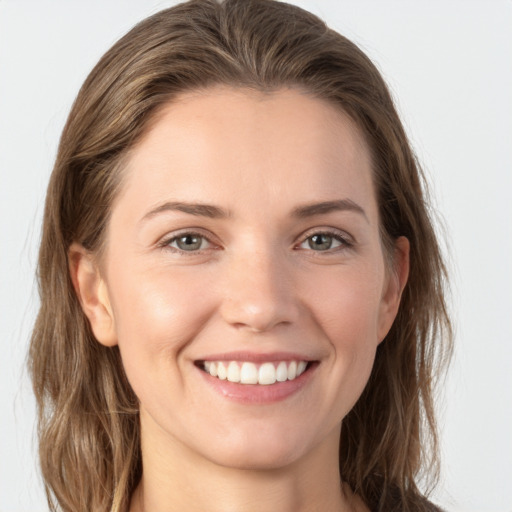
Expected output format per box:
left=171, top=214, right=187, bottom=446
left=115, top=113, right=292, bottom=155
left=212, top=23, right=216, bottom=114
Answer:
left=240, top=362, right=258, bottom=384
left=258, top=362, right=276, bottom=385
left=217, top=361, right=227, bottom=380
left=287, top=361, right=297, bottom=380
left=276, top=361, right=288, bottom=382
left=205, top=361, right=218, bottom=377
left=227, top=361, right=240, bottom=383
left=203, top=360, right=309, bottom=385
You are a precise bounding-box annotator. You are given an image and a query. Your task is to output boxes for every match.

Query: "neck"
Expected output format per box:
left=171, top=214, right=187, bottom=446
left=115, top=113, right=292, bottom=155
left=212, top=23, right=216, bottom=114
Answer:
left=129, top=417, right=364, bottom=512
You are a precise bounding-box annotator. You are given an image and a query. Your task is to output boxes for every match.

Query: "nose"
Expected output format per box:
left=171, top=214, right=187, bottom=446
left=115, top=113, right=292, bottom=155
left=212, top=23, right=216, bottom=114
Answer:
left=219, top=246, right=300, bottom=333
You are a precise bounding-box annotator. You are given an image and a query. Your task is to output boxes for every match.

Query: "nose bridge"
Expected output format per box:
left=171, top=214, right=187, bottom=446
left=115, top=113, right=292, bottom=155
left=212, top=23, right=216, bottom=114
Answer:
left=219, top=239, right=298, bottom=332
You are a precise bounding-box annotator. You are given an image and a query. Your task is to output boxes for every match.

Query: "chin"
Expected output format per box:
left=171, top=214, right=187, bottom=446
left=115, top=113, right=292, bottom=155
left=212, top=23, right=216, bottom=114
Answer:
left=211, top=446, right=301, bottom=472
left=200, top=426, right=317, bottom=471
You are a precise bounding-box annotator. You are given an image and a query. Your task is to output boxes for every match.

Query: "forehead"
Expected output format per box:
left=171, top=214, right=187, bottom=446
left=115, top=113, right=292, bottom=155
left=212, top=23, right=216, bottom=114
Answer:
left=117, top=86, right=376, bottom=221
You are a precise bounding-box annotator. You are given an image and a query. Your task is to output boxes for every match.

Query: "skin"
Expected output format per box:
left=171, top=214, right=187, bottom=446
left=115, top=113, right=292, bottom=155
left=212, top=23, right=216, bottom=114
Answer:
left=70, top=86, right=409, bottom=512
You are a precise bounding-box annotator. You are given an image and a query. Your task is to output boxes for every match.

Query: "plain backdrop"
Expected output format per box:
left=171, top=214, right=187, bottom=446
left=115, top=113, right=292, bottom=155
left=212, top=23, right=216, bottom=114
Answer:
left=1, top=1, right=511, bottom=511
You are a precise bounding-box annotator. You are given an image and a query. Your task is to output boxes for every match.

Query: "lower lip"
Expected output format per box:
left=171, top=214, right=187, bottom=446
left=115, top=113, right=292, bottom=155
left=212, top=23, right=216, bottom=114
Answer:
left=197, top=364, right=316, bottom=404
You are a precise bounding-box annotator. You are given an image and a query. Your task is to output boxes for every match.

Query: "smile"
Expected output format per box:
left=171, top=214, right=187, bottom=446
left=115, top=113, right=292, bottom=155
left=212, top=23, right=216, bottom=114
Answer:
left=200, top=360, right=309, bottom=385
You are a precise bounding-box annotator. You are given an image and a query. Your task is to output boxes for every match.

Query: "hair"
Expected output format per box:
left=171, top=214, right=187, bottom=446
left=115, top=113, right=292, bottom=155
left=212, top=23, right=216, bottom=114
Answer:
left=29, top=1, right=452, bottom=511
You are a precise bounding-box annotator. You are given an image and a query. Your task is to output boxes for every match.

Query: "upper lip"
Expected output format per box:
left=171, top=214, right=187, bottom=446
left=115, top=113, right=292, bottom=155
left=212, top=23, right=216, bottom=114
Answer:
left=196, top=351, right=316, bottom=363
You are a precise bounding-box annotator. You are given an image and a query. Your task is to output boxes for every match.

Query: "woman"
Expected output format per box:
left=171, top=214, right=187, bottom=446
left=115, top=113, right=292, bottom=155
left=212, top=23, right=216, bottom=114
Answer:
left=29, top=0, right=452, bottom=511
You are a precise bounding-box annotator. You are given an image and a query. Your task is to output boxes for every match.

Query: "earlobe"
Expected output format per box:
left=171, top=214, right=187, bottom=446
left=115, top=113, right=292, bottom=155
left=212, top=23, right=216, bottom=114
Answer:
left=68, top=242, right=118, bottom=347
left=377, top=236, right=410, bottom=343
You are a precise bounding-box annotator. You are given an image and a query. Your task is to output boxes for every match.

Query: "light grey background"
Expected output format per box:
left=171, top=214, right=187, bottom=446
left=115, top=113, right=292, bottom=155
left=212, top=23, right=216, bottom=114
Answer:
left=1, top=1, right=511, bottom=511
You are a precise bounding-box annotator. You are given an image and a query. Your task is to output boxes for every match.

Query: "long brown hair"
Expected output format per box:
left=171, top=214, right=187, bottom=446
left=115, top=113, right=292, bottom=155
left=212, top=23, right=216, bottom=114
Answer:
left=29, top=1, right=452, bottom=510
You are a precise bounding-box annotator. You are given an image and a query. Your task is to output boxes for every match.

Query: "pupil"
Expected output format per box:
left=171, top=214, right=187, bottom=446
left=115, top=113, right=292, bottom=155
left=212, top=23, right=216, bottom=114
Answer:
left=178, top=234, right=201, bottom=251
left=309, top=234, right=332, bottom=251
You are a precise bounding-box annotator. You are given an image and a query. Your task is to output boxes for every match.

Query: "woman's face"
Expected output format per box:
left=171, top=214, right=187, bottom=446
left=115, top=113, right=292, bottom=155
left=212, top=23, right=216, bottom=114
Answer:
left=77, top=86, right=407, bottom=470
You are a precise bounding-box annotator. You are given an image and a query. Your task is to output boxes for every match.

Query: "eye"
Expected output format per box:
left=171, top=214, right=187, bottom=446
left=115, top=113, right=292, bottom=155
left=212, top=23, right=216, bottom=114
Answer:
left=167, top=233, right=211, bottom=252
left=298, top=231, right=349, bottom=252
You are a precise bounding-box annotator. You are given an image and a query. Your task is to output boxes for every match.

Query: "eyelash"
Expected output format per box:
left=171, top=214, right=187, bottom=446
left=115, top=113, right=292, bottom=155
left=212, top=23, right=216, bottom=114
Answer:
left=159, top=230, right=216, bottom=254
left=159, top=228, right=353, bottom=255
left=295, top=229, right=353, bottom=253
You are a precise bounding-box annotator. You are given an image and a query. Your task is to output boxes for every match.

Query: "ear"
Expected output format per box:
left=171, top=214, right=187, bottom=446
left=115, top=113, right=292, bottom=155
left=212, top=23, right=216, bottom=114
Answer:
left=377, top=236, right=410, bottom=343
left=68, top=242, right=118, bottom=347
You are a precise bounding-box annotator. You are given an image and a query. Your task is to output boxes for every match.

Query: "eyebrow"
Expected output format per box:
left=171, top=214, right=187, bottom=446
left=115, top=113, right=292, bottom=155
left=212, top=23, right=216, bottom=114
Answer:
left=292, top=199, right=368, bottom=222
left=140, top=198, right=367, bottom=223
left=140, top=201, right=230, bottom=222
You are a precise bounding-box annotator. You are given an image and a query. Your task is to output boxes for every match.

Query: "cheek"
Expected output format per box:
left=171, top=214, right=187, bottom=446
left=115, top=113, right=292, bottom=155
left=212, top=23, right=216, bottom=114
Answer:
left=306, top=265, right=383, bottom=346
left=107, top=265, right=215, bottom=384
left=303, top=265, right=383, bottom=404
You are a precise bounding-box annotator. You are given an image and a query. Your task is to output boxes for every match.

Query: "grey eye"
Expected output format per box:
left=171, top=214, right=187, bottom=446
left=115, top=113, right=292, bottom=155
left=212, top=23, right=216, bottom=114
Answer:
left=171, top=234, right=208, bottom=251
left=301, top=233, right=343, bottom=251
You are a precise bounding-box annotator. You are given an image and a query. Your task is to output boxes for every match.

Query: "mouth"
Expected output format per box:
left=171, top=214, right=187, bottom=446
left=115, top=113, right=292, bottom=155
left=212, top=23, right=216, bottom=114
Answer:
left=195, top=359, right=313, bottom=385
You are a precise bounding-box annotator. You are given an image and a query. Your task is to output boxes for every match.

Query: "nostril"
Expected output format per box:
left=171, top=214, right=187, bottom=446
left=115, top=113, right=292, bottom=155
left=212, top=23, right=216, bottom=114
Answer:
left=218, top=264, right=300, bottom=332
left=220, top=300, right=298, bottom=333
